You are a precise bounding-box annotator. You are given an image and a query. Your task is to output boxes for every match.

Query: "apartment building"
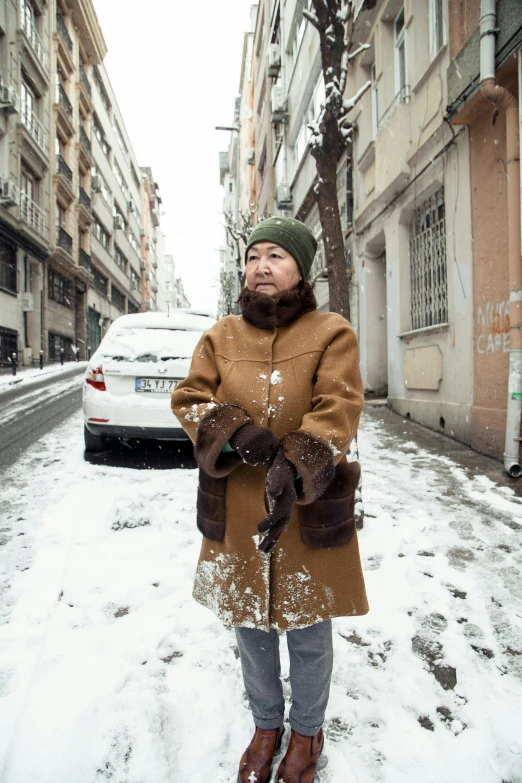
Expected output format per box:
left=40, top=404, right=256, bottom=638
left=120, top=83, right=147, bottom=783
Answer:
left=1, top=0, right=180, bottom=366
left=0, top=0, right=53, bottom=366
left=162, top=253, right=190, bottom=312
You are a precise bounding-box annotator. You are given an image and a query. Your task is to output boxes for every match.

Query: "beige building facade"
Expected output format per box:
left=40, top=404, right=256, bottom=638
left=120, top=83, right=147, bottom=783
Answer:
left=0, top=0, right=183, bottom=367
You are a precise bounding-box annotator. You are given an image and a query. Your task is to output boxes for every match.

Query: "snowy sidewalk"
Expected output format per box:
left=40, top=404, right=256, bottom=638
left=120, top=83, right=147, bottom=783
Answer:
left=0, top=408, right=521, bottom=782
left=0, top=362, right=87, bottom=396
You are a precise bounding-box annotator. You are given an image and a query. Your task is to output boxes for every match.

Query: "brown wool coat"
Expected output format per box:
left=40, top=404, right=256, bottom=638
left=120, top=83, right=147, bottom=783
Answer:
left=171, top=291, right=369, bottom=631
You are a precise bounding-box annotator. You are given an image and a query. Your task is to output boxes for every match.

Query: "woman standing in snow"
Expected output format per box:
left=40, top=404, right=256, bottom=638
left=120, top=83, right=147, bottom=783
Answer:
left=171, top=216, right=367, bottom=783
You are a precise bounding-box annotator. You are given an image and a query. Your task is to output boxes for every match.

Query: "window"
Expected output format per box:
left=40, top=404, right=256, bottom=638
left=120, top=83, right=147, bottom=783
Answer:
left=21, top=165, right=37, bottom=202
left=93, top=114, right=110, bottom=159
left=0, top=326, right=18, bottom=363
left=48, top=269, right=74, bottom=308
left=20, top=0, right=38, bottom=38
left=130, top=268, right=140, bottom=287
left=273, top=122, right=283, bottom=159
left=56, top=202, right=66, bottom=228
left=92, top=267, right=108, bottom=295
left=394, top=7, right=407, bottom=96
left=113, top=159, right=128, bottom=197
left=409, top=188, right=448, bottom=330
left=111, top=284, right=125, bottom=311
left=429, top=0, right=445, bottom=60
left=92, top=214, right=110, bottom=250
left=131, top=165, right=140, bottom=192
left=48, top=332, right=74, bottom=362
left=128, top=230, right=139, bottom=253
left=0, top=238, right=17, bottom=294
left=114, top=245, right=128, bottom=273
left=258, top=144, right=267, bottom=182
left=127, top=300, right=139, bottom=314
left=113, top=119, right=128, bottom=157
left=293, top=74, right=325, bottom=170
left=92, top=67, right=111, bottom=113
left=21, top=78, right=37, bottom=127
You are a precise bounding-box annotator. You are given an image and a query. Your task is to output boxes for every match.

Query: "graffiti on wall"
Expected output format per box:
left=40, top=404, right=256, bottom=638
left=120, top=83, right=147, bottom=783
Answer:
left=476, top=300, right=510, bottom=354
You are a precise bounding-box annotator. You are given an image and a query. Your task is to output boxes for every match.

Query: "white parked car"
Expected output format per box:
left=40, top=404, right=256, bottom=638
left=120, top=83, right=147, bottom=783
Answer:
left=83, top=309, right=215, bottom=451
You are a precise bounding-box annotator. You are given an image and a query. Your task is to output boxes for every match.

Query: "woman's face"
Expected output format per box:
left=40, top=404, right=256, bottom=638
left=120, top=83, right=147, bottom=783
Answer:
left=245, top=242, right=301, bottom=296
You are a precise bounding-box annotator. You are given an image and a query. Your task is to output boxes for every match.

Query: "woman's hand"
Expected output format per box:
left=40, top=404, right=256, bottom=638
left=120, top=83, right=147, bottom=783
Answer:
left=257, top=449, right=297, bottom=553
left=229, top=423, right=280, bottom=466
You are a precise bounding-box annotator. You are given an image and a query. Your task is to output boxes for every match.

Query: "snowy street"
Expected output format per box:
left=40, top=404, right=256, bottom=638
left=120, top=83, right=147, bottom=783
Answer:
left=0, top=405, right=521, bottom=783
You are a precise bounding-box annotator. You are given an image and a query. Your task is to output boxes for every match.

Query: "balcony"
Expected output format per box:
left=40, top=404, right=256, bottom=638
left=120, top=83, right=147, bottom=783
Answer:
left=79, top=62, right=91, bottom=97
left=56, top=225, right=73, bottom=256
left=78, top=248, right=94, bottom=281
left=77, top=186, right=93, bottom=228
left=54, top=154, right=74, bottom=205
left=55, top=83, right=74, bottom=138
left=377, top=85, right=410, bottom=134
left=56, top=13, right=73, bottom=52
left=20, top=192, right=47, bottom=239
left=20, top=105, right=49, bottom=158
left=77, top=125, right=92, bottom=170
left=18, top=13, right=49, bottom=76
left=55, top=13, right=74, bottom=76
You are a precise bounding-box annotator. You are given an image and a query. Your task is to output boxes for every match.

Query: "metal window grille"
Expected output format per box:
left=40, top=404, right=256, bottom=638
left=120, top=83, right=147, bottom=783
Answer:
left=409, top=188, right=448, bottom=330
left=111, top=285, right=125, bottom=311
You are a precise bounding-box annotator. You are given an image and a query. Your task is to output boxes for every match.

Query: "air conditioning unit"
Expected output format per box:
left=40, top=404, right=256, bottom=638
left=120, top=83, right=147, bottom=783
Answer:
left=276, top=181, right=292, bottom=208
left=145, top=271, right=151, bottom=281
left=246, top=147, right=255, bottom=165
left=140, top=260, right=146, bottom=270
left=127, top=200, right=135, bottom=213
left=114, top=214, right=124, bottom=230
left=139, top=228, right=146, bottom=237
left=21, top=292, right=34, bottom=312
left=268, top=43, right=281, bottom=78
left=151, top=207, right=159, bottom=227
left=145, top=242, right=150, bottom=250
left=0, top=85, right=19, bottom=114
left=271, top=85, right=287, bottom=123
left=130, top=279, right=138, bottom=290
left=91, top=175, right=102, bottom=192
left=0, top=178, right=19, bottom=207
left=151, top=283, right=158, bottom=293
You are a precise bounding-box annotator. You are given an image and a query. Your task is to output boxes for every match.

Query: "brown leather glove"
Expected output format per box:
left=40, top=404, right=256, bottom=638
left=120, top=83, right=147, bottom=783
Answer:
left=257, top=449, right=297, bottom=553
left=229, top=423, right=279, bottom=466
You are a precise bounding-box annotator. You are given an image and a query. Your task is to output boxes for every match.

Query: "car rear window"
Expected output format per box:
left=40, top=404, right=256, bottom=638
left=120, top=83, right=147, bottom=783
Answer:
left=97, top=327, right=203, bottom=362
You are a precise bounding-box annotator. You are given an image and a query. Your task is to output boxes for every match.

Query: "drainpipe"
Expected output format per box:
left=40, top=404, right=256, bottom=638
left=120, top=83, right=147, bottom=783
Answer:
left=480, top=0, right=522, bottom=477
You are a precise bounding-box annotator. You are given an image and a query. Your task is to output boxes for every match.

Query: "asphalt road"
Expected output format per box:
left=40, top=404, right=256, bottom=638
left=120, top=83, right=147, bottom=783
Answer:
left=0, top=366, right=84, bottom=474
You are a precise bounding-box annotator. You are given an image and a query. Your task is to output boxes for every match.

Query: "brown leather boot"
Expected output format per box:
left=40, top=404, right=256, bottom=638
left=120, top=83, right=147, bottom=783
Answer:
left=276, top=728, right=324, bottom=783
left=237, top=726, right=284, bottom=783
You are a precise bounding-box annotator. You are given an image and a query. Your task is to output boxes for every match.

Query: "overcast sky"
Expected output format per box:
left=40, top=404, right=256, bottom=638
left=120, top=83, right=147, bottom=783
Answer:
left=92, top=0, right=253, bottom=313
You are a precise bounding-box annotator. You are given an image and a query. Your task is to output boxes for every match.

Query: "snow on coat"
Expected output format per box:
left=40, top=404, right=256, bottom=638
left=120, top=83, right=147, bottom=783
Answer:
left=171, top=294, right=368, bottom=631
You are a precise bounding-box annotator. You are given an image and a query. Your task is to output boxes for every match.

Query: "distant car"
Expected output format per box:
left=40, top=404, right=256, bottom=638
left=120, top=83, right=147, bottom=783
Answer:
left=83, top=309, right=215, bottom=451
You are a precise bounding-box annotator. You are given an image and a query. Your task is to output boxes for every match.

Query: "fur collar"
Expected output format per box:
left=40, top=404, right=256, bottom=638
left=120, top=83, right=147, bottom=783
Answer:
left=238, top=285, right=317, bottom=329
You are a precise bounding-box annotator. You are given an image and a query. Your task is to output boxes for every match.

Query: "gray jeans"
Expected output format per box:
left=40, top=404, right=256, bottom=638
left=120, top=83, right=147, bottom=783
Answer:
left=235, top=621, right=333, bottom=736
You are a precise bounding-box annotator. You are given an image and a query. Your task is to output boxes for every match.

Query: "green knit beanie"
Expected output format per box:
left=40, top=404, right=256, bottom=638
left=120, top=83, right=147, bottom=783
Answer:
left=244, top=217, right=317, bottom=281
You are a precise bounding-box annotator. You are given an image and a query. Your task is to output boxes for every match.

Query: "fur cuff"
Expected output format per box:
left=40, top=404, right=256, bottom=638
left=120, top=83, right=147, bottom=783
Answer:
left=194, top=404, right=252, bottom=477
left=299, top=460, right=360, bottom=548
left=281, top=430, right=335, bottom=504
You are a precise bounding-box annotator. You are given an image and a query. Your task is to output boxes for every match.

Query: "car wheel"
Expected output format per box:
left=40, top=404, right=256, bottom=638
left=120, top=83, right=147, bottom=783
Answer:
left=84, top=425, right=105, bottom=451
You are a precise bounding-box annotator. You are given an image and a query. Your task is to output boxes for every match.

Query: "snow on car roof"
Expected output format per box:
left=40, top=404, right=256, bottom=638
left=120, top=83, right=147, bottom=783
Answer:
left=107, top=310, right=215, bottom=333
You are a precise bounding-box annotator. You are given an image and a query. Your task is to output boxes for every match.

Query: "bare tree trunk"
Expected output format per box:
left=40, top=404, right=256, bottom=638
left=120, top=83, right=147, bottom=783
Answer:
left=306, top=0, right=370, bottom=319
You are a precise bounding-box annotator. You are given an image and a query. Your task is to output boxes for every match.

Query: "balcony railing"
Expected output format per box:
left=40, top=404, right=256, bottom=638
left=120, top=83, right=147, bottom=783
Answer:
left=56, top=154, right=73, bottom=185
left=79, top=126, right=91, bottom=154
left=21, top=105, right=48, bottom=154
left=79, top=62, right=92, bottom=97
left=56, top=12, right=73, bottom=52
left=20, top=192, right=47, bottom=237
left=79, top=187, right=91, bottom=211
left=19, top=13, right=49, bottom=71
left=79, top=248, right=93, bottom=275
left=56, top=225, right=73, bottom=255
left=56, top=83, right=73, bottom=118
left=377, top=85, right=410, bottom=133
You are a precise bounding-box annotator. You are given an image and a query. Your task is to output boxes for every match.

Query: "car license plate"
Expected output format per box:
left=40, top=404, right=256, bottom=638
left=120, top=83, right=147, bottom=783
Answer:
left=135, top=378, right=179, bottom=393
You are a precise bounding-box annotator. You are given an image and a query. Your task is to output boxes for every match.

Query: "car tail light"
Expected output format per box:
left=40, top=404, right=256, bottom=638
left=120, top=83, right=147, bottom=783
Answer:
left=85, top=365, right=106, bottom=391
